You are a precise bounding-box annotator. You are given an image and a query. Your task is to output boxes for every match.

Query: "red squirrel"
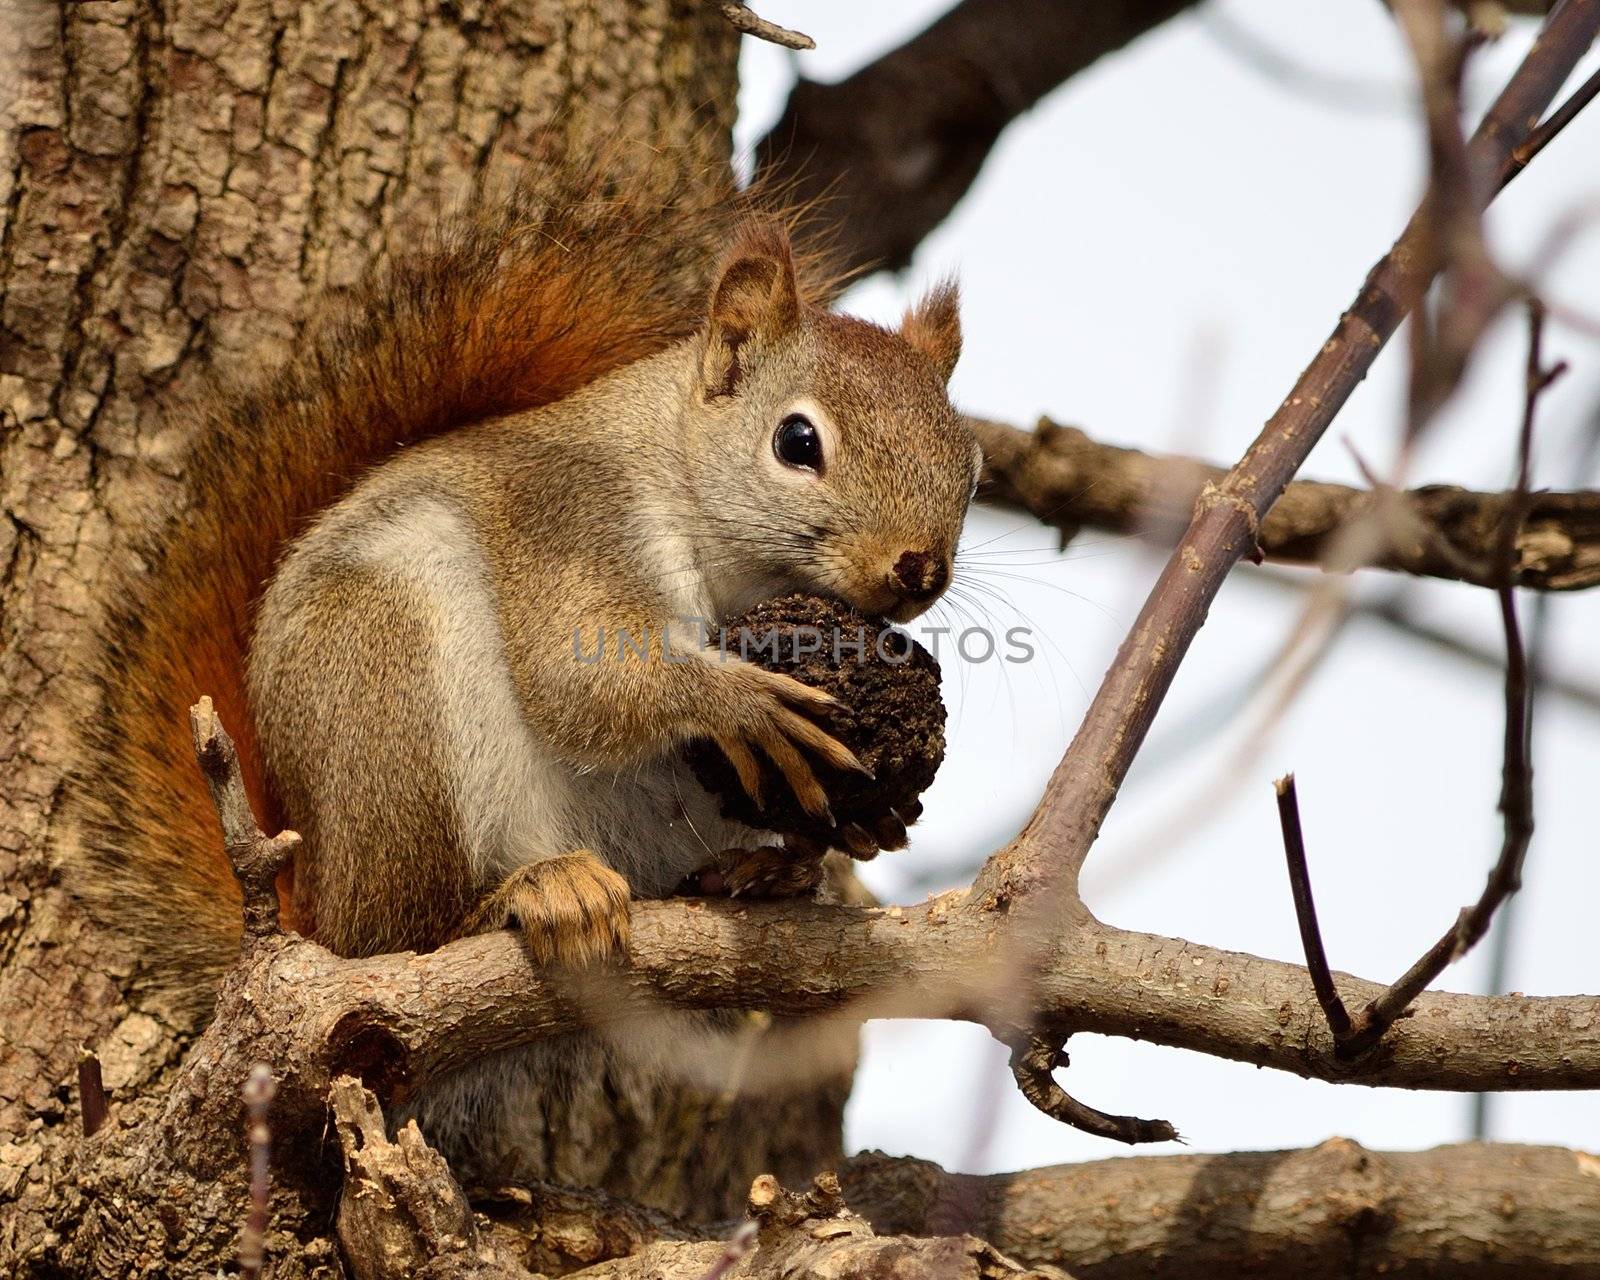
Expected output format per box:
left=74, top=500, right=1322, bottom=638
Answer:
left=71, top=153, right=978, bottom=1184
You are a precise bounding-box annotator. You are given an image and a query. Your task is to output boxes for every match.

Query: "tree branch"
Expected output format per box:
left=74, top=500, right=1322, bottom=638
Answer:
left=715, top=2, right=814, bottom=51
left=1506, top=61, right=1600, bottom=179
left=1006, top=1032, right=1179, bottom=1145
left=841, top=1140, right=1600, bottom=1279
left=224, top=897, right=1600, bottom=1126
left=971, top=415, right=1600, bottom=591
left=757, top=0, right=1197, bottom=276
left=190, top=695, right=299, bottom=943
left=457, top=1139, right=1600, bottom=1278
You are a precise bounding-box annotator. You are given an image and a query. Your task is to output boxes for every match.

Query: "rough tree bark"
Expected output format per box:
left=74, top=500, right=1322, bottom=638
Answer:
left=0, top=1, right=849, bottom=1269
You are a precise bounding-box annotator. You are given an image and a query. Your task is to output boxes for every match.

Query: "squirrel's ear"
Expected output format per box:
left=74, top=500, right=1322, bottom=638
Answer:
left=702, top=225, right=800, bottom=398
left=900, top=281, right=962, bottom=384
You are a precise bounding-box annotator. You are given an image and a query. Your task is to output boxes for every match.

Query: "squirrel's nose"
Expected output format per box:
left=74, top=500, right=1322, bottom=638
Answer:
left=891, top=550, right=950, bottom=603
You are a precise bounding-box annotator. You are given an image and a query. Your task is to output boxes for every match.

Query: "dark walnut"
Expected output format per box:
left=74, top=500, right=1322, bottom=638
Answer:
left=686, top=594, right=946, bottom=849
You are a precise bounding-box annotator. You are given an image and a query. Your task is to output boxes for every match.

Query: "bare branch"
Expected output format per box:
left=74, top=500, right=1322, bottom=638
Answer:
left=758, top=0, right=1196, bottom=275
left=972, top=415, right=1600, bottom=591
left=189, top=696, right=300, bottom=943
left=1007, top=1033, right=1178, bottom=1144
left=841, top=1140, right=1600, bottom=1278
left=239, top=1064, right=275, bottom=1280
left=1272, top=775, right=1353, bottom=1039
left=694, top=1220, right=758, bottom=1280
left=1394, top=0, right=1509, bottom=433
left=221, top=898, right=1600, bottom=1112
left=715, top=2, right=814, bottom=51
left=468, top=1142, right=1600, bottom=1278
left=1504, top=61, right=1600, bottom=181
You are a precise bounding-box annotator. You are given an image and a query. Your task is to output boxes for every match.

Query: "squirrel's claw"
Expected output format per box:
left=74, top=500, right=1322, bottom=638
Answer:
left=763, top=670, right=845, bottom=715
left=713, top=731, right=765, bottom=809
left=773, top=704, right=867, bottom=777
left=872, top=811, right=909, bottom=851
left=834, top=823, right=878, bottom=859
left=709, top=660, right=859, bottom=826
left=711, top=845, right=826, bottom=899
left=758, top=730, right=834, bottom=825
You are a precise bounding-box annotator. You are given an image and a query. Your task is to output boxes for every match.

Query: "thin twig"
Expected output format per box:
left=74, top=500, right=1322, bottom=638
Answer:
left=77, top=1048, right=108, bottom=1138
left=1504, top=62, right=1600, bottom=183
left=697, top=1220, right=759, bottom=1280
left=189, top=696, right=300, bottom=942
left=1342, top=303, right=1562, bottom=1056
left=239, top=1063, right=276, bottom=1280
left=716, top=1, right=814, bottom=50
left=1473, top=397, right=1600, bottom=1135
left=1007, top=1033, right=1178, bottom=1145
left=1273, top=775, right=1353, bottom=1039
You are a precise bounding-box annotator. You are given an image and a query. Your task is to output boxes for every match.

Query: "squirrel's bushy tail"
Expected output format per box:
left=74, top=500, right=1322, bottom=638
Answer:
left=73, top=150, right=833, bottom=1022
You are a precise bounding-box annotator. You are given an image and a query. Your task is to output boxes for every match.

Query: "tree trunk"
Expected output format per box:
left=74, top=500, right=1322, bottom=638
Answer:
left=0, top=3, right=847, bottom=1272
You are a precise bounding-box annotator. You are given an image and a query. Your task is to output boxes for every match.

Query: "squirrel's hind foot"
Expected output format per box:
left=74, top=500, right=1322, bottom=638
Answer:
left=465, top=850, right=631, bottom=967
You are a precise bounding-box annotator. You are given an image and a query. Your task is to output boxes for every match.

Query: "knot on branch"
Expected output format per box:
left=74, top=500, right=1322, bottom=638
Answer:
left=748, top=1170, right=848, bottom=1232
left=189, top=696, right=300, bottom=942
left=1194, top=481, right=1264, bottom=560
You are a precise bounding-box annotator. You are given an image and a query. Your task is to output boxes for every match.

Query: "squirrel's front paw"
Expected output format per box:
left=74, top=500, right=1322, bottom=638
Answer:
left=708, top=663, right=869, bottom=825
left=466, top=850, right=631, bottom=967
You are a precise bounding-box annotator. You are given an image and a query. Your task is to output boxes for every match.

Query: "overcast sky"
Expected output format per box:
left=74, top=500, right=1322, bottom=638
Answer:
left=736, top=0, right=1600, bottom=1173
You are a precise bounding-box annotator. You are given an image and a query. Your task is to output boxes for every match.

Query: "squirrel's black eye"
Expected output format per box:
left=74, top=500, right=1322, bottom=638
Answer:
left=773, top=414, right=823, bottom=472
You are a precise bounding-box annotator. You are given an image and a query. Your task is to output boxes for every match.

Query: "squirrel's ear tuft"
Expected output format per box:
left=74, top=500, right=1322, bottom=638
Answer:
left=900, top=281, right=962, bottom=384
left=702, top=224, right=800, bottom=398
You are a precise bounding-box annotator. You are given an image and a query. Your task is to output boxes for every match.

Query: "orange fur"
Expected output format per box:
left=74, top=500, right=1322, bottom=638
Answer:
left=899, top=280, right=963, bottom=383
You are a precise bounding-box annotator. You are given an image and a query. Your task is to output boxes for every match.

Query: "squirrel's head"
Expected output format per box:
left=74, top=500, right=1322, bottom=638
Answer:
left=684, top=224, right=979, bottom=625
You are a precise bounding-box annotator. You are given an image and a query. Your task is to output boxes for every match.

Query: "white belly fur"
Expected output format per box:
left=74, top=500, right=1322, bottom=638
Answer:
left=338, top=490, right=760, bottom=897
